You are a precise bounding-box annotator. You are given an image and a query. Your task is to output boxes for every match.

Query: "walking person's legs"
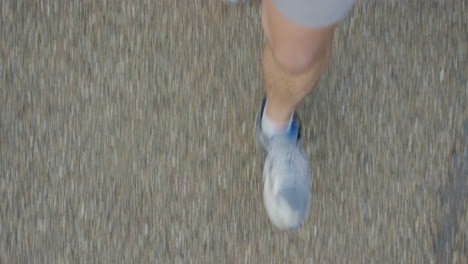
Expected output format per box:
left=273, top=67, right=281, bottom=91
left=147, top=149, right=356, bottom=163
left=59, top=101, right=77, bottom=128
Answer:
left=224, top=0, right=354, bottom=230
left=257, top=0, right=354, bottom=230
left=261, top=0, right=334, bottom=124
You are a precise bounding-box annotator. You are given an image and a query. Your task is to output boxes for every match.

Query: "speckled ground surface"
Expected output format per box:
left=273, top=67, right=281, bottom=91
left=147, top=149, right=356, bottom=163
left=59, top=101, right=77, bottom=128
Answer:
left=0, top=0, right=467, bottom=263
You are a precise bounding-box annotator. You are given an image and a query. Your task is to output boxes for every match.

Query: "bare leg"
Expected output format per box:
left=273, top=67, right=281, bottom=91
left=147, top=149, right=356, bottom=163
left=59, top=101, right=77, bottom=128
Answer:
left=257, top=0, right=352, bottom=231
left=262, top=0, right=335, bottom=123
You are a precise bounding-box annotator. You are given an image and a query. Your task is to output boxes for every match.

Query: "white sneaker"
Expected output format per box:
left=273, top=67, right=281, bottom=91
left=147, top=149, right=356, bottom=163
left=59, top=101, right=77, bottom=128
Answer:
left=255, top=98, right=311, bottom=230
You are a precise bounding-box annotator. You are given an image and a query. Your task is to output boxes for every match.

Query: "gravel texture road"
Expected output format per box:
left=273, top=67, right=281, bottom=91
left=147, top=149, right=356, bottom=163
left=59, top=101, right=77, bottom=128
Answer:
left=1, top=0, right=467, bottom=263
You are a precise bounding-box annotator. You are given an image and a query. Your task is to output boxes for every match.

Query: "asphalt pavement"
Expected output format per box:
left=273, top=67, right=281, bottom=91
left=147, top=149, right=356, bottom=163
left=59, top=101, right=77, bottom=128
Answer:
left=1, top=0, right=467, bottom=263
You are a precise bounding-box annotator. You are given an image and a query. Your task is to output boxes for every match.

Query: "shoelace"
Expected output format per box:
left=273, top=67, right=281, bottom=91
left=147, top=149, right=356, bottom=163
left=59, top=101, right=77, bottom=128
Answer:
left=269, top=141, right=302, bottom=187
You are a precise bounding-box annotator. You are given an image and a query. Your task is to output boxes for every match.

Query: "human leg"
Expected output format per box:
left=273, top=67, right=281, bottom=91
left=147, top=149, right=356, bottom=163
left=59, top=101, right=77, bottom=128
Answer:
left=261, top=0, right=335, bottom=123
left=258, top=0, right=354, bottom=230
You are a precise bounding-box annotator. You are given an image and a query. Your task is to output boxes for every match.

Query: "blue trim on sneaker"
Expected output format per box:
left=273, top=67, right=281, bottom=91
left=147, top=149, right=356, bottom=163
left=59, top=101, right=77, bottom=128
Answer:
left=254, top=98, right=269, bottom=153
left=257, top=97, right=301, bottom=143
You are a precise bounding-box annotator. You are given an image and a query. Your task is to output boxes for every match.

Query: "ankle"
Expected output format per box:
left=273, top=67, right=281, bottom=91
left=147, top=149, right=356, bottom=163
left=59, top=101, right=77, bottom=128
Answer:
left=262, top=101, right=294, bottom=138
left=264, top=102, right=294, bottom=124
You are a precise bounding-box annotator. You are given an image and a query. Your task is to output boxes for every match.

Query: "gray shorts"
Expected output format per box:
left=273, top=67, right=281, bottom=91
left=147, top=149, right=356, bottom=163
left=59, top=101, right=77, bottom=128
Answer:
left=273, top=0, right=355, bottom=27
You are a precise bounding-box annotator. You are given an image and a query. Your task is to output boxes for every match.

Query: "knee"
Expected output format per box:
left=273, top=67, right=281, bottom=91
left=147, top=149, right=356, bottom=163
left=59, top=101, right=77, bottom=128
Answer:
left=271, top=41, right=331, bottom=74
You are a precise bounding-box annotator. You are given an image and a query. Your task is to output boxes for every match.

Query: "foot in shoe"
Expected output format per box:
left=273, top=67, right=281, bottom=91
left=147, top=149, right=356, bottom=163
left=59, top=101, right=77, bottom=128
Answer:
left=255, top=98, right=311, bottom=230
